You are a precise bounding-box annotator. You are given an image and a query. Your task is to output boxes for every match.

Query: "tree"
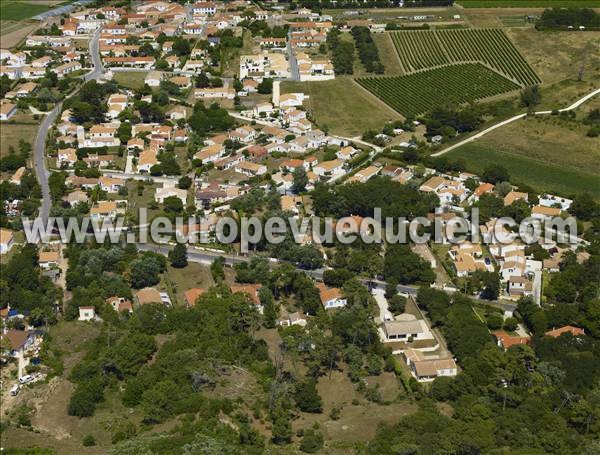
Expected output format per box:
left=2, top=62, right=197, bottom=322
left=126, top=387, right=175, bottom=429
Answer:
left=172, top=37, right=191, bottom=56
left=570, top=193, right=598, bottom=221
left=169, top=243, right=188, bottom=268
left=385, top=278, right=399, bottom=299
left=177, top=175, right=192, bottom=190
left=117, top=122, right=132, bottom=143
left=82, top=435, right=96, bottom=447
left=384, top=244, right=435, bottom=285
left=486, top=312, right=504, bottom=330
left=520, top=85, right=541, bottom=112
left=163, top=195, right=183, bottom=214
left=480, top=272, right=500, bottom=300
left=388, top=294, right=406, bottom=315
left=482, top=165, right=510, bottom=184
left=129, top=258, right=162, bottom=288
left=260, top=286, right=277, bottom=328
left=294, top=380, right=322, bottom=413
left=503, top=317, right=518, bottom=332
left=291, top=166, right=308, bottom=194
left=257, top=78, right=273, bottom=94
left=211, top=257, right=225, bottom=282
left=299, top=429, right=324, bottom=453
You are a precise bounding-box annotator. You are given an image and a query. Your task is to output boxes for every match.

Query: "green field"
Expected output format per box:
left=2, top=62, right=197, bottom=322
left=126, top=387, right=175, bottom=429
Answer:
left=281, top=78, right=402, bottom=136
left=0, top=1, right=51, bottom=20
left=445, top=143, right=600, bottom=198
left=390, top=28, right=540, bottom=86
left=459, top=0, right=600, bottom=7
left=113, top=71, right=148, bottom=89
left=357, top=63, right=520, bottom=117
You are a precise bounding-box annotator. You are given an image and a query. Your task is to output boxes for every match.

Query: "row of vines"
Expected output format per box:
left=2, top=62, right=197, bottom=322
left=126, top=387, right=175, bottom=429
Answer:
left=357, top=63, right=521, bottom=117
left=390, top=28, right=541, bottom=86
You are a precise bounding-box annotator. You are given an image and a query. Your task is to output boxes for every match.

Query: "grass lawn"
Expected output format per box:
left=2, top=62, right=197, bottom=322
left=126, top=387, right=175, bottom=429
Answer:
left=0, top=1, right=50, bottom=20
left=281, top=78, right=402, bottom=137
left=373, top=32, right=404, bottom=75
left=0, top=121, right=40, bottom=157
left=161, top=261, right=214, bottom=305
left=113, top=71, right=148, bottom=90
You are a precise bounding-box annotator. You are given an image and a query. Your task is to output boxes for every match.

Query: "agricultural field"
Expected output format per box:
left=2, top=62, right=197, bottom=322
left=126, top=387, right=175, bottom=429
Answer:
left=0, top=1, right=51, bottom=20
left=458, top=0, right=599, bottom=7
left=389, top=28, right=541, bottom=86
left=445, top=113, right=600, bottom=198
left=507, top=28, right=600, bottom=86
left=357, top=63, right=520, bottom=117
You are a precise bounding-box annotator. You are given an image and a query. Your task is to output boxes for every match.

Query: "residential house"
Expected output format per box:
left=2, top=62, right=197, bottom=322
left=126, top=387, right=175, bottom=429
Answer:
left=57, top=148, right=78, bottom=167
left=0, top=102, right=17, bottom=121
left=381, top=314, right=432, bottom=343
left=0, top=229, right=15, bottom=254
left=155, top=186, right=187, bottom=205
left=403, top=349, right=457, bottom=382
left=137, top=148, right=158, bottom=172
left=347, top=165, right=380, bottom=184
left=317, top=283, right=347, bottom=310
left=99, top=176, right=123, bottom=193
left=278, top=311, right=307, bottom=327
left=39, top=251, right=60, bottom=269
left=504, top=190, right=528, bottom=206
left=531, top=205, right=562, bottom=222
left=234, top=161, right=267, bottom=177
left=90, top=200, right=121, bottom=220
left=336, top=146, right=358, bottom=161
left=78, top=306, right=96, bottom=321
left=195, top=87, right=236, bottom=99
left=135, top=287, right=164, bottom=305
left=313, top=159, right=344, bottom=180
left=194, top=144, right=225, bottom=163
left=106, top=296, right=133, bottom=313
left=184, top=288, right=205, bottom=307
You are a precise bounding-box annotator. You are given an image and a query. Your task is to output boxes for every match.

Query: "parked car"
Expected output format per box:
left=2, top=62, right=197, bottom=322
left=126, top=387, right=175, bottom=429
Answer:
left=10, top=384, right=20, bottom=396
left=19, top=375, right=33, bottom=384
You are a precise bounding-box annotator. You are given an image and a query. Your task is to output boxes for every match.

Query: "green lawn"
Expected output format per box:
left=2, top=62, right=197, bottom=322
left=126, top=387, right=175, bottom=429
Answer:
left=113, top=71, right=148, bottom=90
left=373, top=33, right=404, bottom=75
left=0, top=1, right=51, bottom=20
left=445, top=143, right=600, bottom=198
left=281, top=78, right=402, bottom=137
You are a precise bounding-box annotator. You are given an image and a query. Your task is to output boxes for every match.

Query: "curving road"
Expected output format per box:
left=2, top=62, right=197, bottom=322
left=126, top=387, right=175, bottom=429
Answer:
left=33, top=29, right=103, bottom=224
left=432, top=86, right=600, bottom=157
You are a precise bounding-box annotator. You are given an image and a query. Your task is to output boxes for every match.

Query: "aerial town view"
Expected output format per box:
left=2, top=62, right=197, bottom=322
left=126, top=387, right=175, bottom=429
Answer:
left=0, top=0, right=599, bottom=453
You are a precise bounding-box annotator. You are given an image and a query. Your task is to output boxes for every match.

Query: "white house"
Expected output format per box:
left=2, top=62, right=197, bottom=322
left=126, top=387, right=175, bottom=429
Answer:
left=155, top=186, right=188, bottom=205
left=78, top=306, right=96, bottom=321
left=0, top=102, right=17, bottom=121
left=0, top=228, right=15, bottom=254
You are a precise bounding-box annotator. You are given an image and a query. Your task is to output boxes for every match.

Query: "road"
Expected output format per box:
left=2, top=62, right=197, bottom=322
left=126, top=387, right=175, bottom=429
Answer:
left=33, top=29, right=103, bottom=224
left=287, top=30, right=300, bottom=81
left=137, top=242, right=517, bottom=314
left=33, top=103, right=62, bottom=224
left=432, top=86, right=600, bottom=157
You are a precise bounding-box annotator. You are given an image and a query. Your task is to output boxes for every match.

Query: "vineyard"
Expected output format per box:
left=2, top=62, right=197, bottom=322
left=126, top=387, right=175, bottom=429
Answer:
left=356, top=63, right=521, bottom=118
left=390, top=28, right=541, bottom=87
